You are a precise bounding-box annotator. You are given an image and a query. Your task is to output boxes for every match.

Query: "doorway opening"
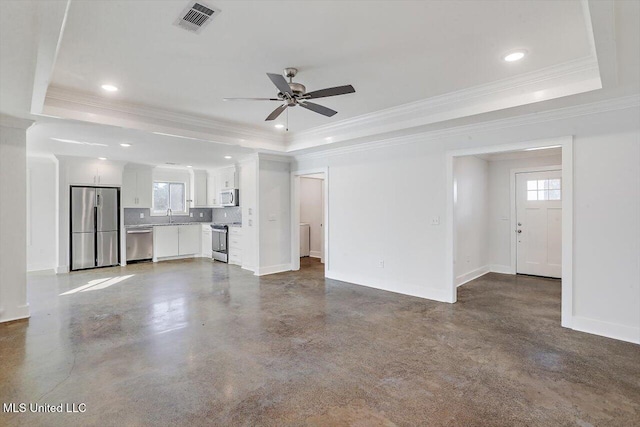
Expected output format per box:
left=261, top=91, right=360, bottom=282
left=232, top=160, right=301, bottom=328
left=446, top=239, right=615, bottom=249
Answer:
left=291, top=169, right=328, bottom=275
left=446, top=137, right=573, bottom=328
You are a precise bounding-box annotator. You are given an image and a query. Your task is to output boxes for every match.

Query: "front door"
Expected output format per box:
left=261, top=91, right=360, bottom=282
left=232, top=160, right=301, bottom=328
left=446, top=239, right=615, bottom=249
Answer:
left=516, top=170, right=562, bottom=278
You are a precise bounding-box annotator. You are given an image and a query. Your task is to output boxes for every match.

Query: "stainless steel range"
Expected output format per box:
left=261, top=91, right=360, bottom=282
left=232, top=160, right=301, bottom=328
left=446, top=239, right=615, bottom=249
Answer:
left=211, top=224, right=228, bottom=262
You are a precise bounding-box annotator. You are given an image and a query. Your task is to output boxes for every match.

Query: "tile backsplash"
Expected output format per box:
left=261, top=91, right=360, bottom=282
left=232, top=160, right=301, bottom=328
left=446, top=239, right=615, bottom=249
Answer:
left=212, top=207, right=242, bottom=224
left=124, top=208, right=213, bottom=225
left=124, top=207, right=242, bottom=225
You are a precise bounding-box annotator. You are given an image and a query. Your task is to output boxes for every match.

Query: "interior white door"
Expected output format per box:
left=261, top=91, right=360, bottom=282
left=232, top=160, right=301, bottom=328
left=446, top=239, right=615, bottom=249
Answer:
left=516, top=170, right=562, bottom=278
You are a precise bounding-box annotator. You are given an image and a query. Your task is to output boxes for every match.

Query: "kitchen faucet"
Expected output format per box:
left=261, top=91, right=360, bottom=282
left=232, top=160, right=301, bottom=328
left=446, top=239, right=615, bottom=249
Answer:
left=166, top=208, right=173, bottom=224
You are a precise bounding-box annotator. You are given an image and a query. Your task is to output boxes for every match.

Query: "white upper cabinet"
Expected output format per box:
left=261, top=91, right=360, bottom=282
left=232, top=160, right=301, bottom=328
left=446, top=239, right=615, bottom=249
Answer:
left=219, top=167, right=236, bottom=190
left=122, top=166, right=153, bottom=208
left=66, top=158, right=123, bottom=186
left=206, top=172, right=219, bottom=207
left=193, top=170, right=208, bottom=207
left=205, top=166, right=237, bottom=207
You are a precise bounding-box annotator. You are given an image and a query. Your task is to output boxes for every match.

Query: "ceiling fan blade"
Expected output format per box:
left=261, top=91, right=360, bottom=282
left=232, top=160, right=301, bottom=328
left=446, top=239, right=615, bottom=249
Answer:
left=299, top=101, right=338, bottom=117
left=267, top=73, right=293, bottom=98
left=265, top=104, right=287, bottom=121
left=305, top=85, right=355, bottom=99
left=223, top=97, right=281, bottom=101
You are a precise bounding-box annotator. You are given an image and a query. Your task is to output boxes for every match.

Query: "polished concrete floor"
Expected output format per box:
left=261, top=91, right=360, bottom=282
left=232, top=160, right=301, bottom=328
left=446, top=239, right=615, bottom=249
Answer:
left=1, top=258, right=639, bottom=426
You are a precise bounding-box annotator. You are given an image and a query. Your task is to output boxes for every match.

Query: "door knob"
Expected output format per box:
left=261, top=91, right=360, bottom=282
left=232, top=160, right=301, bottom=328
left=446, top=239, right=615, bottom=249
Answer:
left=517, top=222, right=522, bottom=226
left=517, top=230, right=522, bottom=233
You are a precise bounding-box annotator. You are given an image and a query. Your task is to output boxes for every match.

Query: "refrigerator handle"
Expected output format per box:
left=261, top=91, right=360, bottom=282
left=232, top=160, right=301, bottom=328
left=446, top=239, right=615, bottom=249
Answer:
left=94, top=206, right=97, bottom=231
left=97, top=194, right=100, bottom=206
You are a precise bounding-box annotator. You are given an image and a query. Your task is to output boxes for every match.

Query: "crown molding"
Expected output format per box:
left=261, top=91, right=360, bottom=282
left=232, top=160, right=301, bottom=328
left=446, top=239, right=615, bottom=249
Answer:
left=44, top=86, right=286, bottom=151
left=42, top=56, right=603, bottom=155
left=294, top=94, right=640, bottom=161
left=257, top=153, right=293, bottom=163
left=0, top=114, right=35, bottom=130
left=285, top=56, right=602, bottom=152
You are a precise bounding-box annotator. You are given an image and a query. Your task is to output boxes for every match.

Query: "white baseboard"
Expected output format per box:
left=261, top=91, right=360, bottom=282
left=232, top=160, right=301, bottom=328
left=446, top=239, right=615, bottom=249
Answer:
left=456, top=265, right=490, bottom=287
left=309, top=251, right=322, bottom=259
left=254, top=264, right=291, bottom=276
left=55, top=265, right=69, bottom=274
left=154, top=254, right=197, bottom=262
left=241, top=265, right=255, bottom=273
left=490, top=264, right=513, bottom=274
left=0, top=304, right=30, bottom=323
left=571, top=316, right=640, bottom=344
left=326, top=271, right=453, bottom=303
left=27, top=263, right=56, bottom=273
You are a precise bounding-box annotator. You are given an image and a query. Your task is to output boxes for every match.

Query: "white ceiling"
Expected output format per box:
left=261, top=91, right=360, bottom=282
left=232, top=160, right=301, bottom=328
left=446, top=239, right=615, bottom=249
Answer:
left=50, top=0, right=592, bottom=132
left=27, top=118, right=255, bottom=169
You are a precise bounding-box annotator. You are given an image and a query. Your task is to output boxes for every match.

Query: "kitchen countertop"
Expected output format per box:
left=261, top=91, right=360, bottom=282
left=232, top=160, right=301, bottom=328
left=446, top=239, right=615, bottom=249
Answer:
left=125, top=222, right=242, bottom=229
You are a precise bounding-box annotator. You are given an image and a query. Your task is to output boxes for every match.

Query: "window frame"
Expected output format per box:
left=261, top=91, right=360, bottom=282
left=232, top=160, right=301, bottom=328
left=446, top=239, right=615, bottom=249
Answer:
left=151, top=180, right=189, bottom=216
left=527, top=178, right=562, bottom=201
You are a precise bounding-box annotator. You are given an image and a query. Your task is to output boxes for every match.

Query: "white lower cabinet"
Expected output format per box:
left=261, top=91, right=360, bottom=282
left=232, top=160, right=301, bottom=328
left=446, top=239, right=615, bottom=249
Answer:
left=154, top=226, right=179, bottom=258
left=154, top=224, right=201, bottom=259
left=201, top=224, right=212, bottom=258
left=178, top=225, right=201, bottom=255
left=228, top=226, right=242, bottom=266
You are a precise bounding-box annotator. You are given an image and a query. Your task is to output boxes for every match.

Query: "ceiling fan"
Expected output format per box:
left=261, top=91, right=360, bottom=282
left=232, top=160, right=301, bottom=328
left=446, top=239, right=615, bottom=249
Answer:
left=223, top=68, right=355, bottom=127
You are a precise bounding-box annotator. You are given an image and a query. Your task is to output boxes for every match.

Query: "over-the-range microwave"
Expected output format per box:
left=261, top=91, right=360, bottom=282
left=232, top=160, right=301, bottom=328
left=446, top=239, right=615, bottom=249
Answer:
left=219, top=188, right=239, bottom=206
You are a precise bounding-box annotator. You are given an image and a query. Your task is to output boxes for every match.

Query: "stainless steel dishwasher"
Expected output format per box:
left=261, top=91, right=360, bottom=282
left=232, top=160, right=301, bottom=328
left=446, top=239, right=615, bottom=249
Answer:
left=126, top=227, right=153, bottom=262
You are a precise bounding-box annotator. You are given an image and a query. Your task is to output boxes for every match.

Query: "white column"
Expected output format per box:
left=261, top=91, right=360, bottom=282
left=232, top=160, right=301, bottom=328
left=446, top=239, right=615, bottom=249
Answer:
left=0, top=115, right=33, bottom=323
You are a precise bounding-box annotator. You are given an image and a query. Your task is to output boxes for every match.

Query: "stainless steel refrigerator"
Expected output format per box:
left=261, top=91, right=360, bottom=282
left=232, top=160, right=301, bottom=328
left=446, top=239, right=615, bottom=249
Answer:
left=71, top=186, right=120, bottom=271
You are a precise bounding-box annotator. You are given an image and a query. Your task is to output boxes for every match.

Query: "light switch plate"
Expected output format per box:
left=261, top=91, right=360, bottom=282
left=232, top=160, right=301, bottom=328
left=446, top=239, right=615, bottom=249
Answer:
left=199, top=212, right=203, bottom=218
left=190, top=212, right=193, bottom=217
left=268, top=214, right=276, bottom=221
left=139, top=213, right=144, bottom=219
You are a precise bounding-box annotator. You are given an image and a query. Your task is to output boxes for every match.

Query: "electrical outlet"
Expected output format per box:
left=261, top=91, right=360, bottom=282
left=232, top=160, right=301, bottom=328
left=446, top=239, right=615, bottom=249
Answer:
left=199, top=212, right=203, bottom=218
left=378, top=260, right=384, bottom=268
left=268, top=214, right=276, bottom=221
left=224, top=212, right=227, bottom=218
left=248, top=208, right=253, bottom=215
left=139, top=213, right=144, bottom=219
left=189, top=212, right=193, bottom=217
left=431, top=216, right=440, bottom=225
left=248, top=219, right=253, bottom=226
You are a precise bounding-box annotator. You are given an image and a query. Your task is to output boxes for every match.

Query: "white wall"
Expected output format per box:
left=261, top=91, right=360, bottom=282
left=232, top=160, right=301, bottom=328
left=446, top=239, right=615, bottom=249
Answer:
left=239, top=157, right=257, bottom=272
left=0, top=117, right=31, bottom=322
left=293, top=104, right=640, bottom=343
left=488, top=153, right=562, bottom=271
left=300, top=177, right=323, bottom=258
left=26, top=156, right=57, bottom=271
left=572, top=133, right=640, bottom=343
left=454, top=156, right=489, bottom=285
left=258, top=157, right=291, bottom=275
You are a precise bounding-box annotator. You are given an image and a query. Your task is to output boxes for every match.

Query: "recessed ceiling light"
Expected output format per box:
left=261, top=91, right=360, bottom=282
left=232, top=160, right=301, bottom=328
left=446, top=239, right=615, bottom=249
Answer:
left=101, top=84, right=118, bottom=92
left=274, top=124, right=284, bottom=129
left=224, top=156, right=232, bottom=159
left=120, top=143, right=131, bottom=147
left=98, top=157, right=107, bottom=160
left=503, top=51, right=526, bottom=62
left=186, top=165, right=193, bottom=168
left=325, top=137, right=333, bottom=142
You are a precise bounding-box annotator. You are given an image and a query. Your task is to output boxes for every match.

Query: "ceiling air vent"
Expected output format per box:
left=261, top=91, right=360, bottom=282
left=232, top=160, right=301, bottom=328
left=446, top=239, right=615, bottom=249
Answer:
left=174, top=1, right=220, bottom=34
